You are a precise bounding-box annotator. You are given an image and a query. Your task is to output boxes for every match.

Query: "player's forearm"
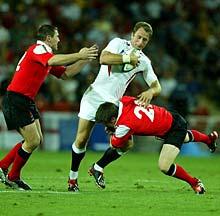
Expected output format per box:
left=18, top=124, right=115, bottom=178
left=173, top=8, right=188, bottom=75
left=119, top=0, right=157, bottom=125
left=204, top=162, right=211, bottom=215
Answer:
left=61, top=60, right=88, bottom=79
left=149, top=80, right=161, bottom=96
left=100, top=51, right=125, bottom=65
left=48, top=53, right=83, bottom=66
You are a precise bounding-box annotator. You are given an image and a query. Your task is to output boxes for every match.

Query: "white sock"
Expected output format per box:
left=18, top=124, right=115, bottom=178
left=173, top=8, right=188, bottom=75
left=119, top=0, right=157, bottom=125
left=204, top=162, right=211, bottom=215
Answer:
left=116, top=149, right=126, bottom=155
left=94, top=163, right=104, bottom=173
left=72, top=142, right=86, bottom=154
left=69, top=170, right=78, bottom=180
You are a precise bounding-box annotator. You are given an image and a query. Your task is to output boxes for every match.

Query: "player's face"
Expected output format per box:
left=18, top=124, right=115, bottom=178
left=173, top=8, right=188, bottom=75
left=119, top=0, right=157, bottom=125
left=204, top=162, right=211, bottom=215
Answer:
left=105, top=117, right=117, bottom=129
left=131, top=27, right=150, bottom=50
left=49, top=30, right=60, bottom=50
left=105, top=122, right=115, bottom=128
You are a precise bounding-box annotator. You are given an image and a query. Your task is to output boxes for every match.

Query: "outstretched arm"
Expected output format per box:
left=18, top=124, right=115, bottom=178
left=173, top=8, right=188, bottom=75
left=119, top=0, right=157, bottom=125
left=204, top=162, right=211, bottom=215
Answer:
left=136, top=80, right=161, bottom=107
left=100, top=50, right=138, bottom=67
left=48, top=45, right=98, bottom=66
left=60, top=60, right=89, bottom=80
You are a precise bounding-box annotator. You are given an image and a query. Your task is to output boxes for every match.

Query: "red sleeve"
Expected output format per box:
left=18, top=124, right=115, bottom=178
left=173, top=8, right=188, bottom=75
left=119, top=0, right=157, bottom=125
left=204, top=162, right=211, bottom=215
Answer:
left=50, top=66, right=66, bottom=78
left=110, top=130, right=132, bottom=148
left=31, top=45, right=54, bottom=66
left=34, top=53, right=54, bottom=66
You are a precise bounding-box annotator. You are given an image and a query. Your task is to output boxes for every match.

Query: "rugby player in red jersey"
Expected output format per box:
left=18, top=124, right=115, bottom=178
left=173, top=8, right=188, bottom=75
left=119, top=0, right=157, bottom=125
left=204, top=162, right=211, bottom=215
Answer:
left=89, top=96, right=218, bottom=194
left=0, top=24, right=98, bottom=190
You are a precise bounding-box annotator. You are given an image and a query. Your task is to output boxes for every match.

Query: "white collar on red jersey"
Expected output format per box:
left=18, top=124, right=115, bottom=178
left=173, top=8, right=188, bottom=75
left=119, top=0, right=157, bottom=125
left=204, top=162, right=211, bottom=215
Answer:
left=116, top=101, right=123, bottom=122
left=37, top=40, right=53, bottom=53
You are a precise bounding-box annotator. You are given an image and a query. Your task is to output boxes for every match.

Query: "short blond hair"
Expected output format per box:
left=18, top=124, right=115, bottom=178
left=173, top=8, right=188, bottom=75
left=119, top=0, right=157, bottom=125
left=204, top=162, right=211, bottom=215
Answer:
left=133, top=22, right=153, bottom=37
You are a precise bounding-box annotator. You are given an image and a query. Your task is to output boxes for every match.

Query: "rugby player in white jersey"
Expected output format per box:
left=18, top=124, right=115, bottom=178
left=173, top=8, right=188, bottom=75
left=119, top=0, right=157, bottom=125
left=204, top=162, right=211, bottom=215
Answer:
left=68, top=22, right=162, bottom=192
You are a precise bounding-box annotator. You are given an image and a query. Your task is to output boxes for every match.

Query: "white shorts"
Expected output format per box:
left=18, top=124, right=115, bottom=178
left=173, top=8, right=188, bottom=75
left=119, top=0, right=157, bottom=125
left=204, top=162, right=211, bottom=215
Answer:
left=78, top=86, right=119, bottom=121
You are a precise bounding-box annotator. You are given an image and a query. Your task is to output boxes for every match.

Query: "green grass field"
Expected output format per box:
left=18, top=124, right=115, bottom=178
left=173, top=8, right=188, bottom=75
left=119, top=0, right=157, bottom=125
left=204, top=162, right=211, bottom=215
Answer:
left=0, top=150, right=219, bottom=216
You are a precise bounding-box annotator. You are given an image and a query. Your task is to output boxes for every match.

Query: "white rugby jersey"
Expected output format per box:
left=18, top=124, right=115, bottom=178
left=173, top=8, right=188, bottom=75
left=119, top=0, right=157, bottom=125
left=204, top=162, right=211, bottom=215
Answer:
left=91, top=37, right=158, bottom=105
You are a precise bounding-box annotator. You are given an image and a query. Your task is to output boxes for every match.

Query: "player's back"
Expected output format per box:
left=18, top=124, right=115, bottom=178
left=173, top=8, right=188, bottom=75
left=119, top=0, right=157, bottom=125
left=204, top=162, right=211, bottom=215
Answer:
left=117, top=96, right=173, bottom=136
left=7, top=43, right=53, bottom=99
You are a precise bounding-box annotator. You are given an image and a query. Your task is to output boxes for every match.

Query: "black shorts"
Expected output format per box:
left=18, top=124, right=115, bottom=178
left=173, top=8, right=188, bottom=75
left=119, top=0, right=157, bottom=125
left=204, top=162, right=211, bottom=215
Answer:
left=161, top=110, right=188, bottom=149
left=2, top=91, right=40, bottom=130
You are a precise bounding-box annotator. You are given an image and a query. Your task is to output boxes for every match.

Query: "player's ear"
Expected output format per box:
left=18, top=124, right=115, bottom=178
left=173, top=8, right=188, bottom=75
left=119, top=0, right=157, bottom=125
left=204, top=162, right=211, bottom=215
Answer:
left=46, top=35, right=51, bottom=42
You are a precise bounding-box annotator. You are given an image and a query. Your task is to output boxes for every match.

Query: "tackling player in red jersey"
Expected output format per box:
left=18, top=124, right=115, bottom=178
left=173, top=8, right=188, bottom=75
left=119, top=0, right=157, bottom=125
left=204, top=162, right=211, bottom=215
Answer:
left=0, top=24, right=98, bottom=190
left=88, top=96, right=218, bottom=194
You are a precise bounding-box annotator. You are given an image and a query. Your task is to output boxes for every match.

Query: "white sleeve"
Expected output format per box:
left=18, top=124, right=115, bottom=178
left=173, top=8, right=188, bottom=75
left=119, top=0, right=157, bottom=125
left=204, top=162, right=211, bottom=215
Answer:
left=103, top=38, right=123, bottom=54
left=142, top=58, right=159, bottom=86
left=115, top=125, right=131, bottom=138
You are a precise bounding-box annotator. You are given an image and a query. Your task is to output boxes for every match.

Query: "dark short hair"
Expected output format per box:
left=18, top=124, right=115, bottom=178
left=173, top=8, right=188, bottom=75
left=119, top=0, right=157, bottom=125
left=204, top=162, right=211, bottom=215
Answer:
left=132, top=22, right=153, bottom=37
left=36, top=24, right=58, bottom=41
left=95, top=102, right=119, bottom=123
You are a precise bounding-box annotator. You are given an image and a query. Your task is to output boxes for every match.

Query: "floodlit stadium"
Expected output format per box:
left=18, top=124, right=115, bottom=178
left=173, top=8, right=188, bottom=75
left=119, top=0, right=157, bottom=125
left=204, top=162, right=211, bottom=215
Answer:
left=0, top=1, right=220, bottom=216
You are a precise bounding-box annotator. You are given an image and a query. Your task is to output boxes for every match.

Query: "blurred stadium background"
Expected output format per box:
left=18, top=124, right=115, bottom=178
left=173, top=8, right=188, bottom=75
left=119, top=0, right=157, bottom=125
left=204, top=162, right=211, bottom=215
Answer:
left=0, top=0, right=219, bottom=155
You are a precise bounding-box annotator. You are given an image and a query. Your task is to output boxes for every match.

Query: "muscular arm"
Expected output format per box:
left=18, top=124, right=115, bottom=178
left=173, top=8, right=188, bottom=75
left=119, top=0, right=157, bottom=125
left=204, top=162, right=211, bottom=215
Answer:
left=48, top=53, right=83, bottom=66
left=100, top=51, right=124, bottom=65
left=137, top=80, right=162, bottom=107
left=100, top=51, right=138, bottom=66
left=148, top=80, right=162, bottom=97
left=48, top=45, right=98, bottom=66
left=60, top=60, right=89, bottom=80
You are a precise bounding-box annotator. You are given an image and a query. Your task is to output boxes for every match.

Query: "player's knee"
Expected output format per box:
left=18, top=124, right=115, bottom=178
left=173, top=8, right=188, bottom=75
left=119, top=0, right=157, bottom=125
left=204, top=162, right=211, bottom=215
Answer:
left=158, top=160, right=171, bottom=174
left=159, top=163, right=176, bottom=176
left=158, top=163, right=169, bottom=174
left=75, top=136, right=88, bottom=148
left=127, top=140, right=134, bottom=149
left=120, top=141, right=133, bottom=152
left=30, top=135, right=41, bottom=149
left=122, top=139, right=134, bottom=151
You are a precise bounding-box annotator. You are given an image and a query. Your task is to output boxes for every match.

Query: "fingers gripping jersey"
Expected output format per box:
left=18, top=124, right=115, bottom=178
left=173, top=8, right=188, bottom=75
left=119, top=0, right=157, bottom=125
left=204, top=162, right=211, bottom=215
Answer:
left=7, top=41, right=66, bottom=100
left=111, top=96, right=173, bottom=148
left=91, top=37, right=158, bottom=104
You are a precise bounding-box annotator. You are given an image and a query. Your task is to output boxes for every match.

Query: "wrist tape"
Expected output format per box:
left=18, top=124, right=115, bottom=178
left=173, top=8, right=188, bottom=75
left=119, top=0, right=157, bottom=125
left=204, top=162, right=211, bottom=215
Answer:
left=122, top=54, right=131, bottom=63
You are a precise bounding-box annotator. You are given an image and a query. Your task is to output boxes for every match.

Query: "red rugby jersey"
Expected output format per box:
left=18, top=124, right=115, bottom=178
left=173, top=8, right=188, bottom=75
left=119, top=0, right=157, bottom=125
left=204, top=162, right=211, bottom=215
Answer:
left=111, top=96, right=173, bottom=148
left=7, top=41, right=66, bottom=100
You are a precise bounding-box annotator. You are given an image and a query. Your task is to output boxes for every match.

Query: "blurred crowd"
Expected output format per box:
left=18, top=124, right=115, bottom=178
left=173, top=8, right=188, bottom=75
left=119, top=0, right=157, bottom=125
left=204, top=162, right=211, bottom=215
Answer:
left=0, top=0, right=220, bottom=116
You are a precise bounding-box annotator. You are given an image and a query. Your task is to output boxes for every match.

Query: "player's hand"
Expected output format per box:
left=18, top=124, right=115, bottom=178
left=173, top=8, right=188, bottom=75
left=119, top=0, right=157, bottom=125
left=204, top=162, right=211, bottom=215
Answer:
left=130, top=48, right=140, bottom=67
left=130, top=54, right=139, bottom=67
left=79, top=44, right=99, bottom=60
left=136, top=89, right=154, bottom=107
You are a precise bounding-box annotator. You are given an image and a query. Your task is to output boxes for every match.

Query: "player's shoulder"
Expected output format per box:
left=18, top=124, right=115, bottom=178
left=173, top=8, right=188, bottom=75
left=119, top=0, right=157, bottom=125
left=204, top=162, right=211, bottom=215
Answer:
left=110, top=37, right=128, bottom=45
left=29, top=43, right=49, bottom=55
left=110, top=37, right=124, bottom=42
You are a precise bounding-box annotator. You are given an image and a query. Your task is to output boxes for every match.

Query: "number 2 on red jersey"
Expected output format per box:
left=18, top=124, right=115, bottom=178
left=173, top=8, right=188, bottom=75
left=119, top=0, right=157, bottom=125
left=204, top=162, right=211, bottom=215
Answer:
left=134, top=104, right=155, bottom=122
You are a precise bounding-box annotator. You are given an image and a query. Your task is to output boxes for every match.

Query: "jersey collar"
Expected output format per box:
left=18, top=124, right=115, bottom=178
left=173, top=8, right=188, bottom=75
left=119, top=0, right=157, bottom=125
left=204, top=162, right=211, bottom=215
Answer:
left=116, top=101, right=123, bottom=122
left=37, top=40, right=53, bottom=53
